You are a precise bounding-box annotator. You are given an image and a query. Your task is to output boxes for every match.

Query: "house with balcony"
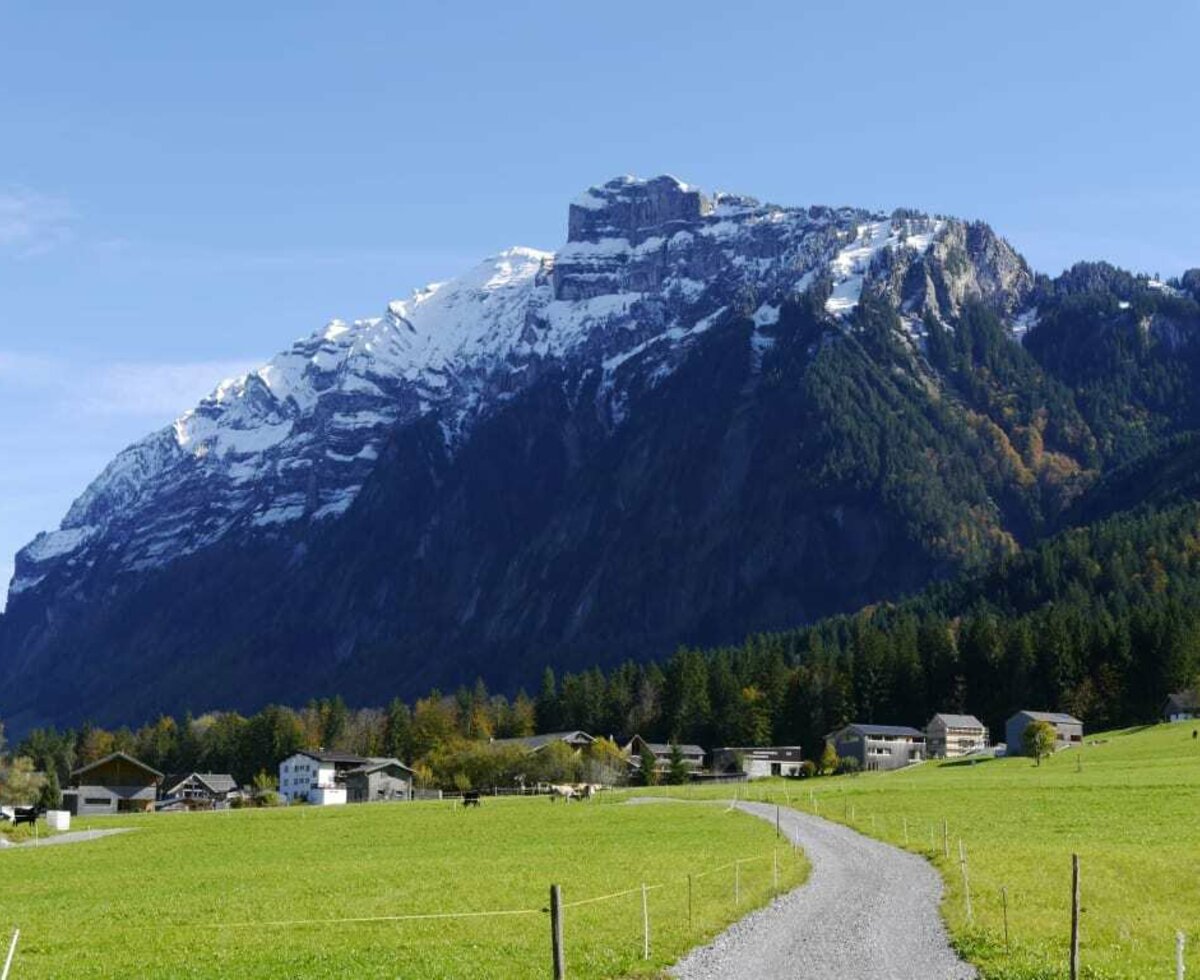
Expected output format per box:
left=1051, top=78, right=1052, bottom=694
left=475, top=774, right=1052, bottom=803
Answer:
left=924, top=714, right=989, bottom=758
left=827, top=724, right=926, bottom=771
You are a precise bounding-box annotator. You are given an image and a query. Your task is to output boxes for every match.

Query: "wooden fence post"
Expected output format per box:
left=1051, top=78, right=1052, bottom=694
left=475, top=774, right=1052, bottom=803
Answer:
left=735, top=861, right=741, bottom=907
left=641, top=883, right=650, bottom=960
left=942, top=818, right=950, bottom=859
left=958, top=840, right=973, bottom=923
left=1002, top=886, right=1010, bottom=955
left=1, top=929, right=19, bottom=980
left=550, top=886, right=565, bottom=980
left=1176, top=930, right=1185, bottom=980
left=687, top=874, right=694, bottom=933
left=776, top=804, right=781, bottom=839
left=1070, top=854, right=1081, bottom=980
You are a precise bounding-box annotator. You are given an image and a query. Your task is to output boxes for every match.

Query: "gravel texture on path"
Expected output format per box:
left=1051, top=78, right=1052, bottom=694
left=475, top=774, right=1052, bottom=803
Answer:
left=670, top=801, right=976, bottom=980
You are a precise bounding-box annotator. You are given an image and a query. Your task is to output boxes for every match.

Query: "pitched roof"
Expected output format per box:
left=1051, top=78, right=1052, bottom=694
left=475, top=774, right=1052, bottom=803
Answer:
left=342, top=758, right=416, bottom=777
left=1010, top=710, right=1083, bottom=725
left=839, top=723, right=925, bottom=738
left=929, top=714, right=986, bottom=729
left=1165, top=690, right=1200, bottom=713
left=71, top=751, right=163, bottom=780
left=642, top=742, right=705, bottom=756
left=489, top=731, right=595, bottom=752
left=294, top=749, right=371, bottom=765
left=163, top=772, right=239, bottom=795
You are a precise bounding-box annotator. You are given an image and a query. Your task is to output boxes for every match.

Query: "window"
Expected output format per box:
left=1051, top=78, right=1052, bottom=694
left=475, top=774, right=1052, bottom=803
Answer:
left=84, top=797, right=111, bottom=806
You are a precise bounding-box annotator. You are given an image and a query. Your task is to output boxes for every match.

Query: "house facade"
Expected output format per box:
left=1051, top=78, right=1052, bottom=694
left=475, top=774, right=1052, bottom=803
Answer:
left=65, top=752, right=163, bottom=816
left=279, top=750, right=372, bottom=804
left=925, top=714, right=989, bottom=758
left=1163, top=690, right=1200, bottom=722
left=1004, top=711, right=1084, bottom=755
left=710, top=746, right=804, bottom=779
left=161, top=773, right=239, bottom=809
left=828, top=724, right=926, bottom=771
left=343, top=760, right=415, bottom=803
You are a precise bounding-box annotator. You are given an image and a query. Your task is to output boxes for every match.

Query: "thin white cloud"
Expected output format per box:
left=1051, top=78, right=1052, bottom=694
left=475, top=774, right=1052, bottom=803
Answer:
left=0, top=187, right=76, bottom=257
left=0, top=351, right=258, bottom=422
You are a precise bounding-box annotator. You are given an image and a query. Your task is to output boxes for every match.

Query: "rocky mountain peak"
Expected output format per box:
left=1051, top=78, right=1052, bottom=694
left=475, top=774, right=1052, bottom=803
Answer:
left=567, top=174, right=711, bottom=245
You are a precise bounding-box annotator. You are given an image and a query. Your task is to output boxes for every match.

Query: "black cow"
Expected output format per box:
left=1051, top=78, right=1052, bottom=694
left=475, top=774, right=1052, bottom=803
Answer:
left=462, top=791, right=482, bottom=808
left=11, top=805, right=44, bottom=827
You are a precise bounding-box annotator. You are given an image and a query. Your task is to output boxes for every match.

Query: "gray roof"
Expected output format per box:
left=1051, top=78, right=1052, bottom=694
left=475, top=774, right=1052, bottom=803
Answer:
left=163, top=772, right=238, bottom=796
left=929, top=714, right=986, bottom=729
left=342, top=758, right=416, bottom=777
left=1009, top=710, right=1082, bottom=725
left=1165, top=690, right=1200, bottom=713
left=638, top=740, right=705, bottom=756
left=839, top=724, right=925, bottom=739
left=295, top=749, right=371, bottom=765
left=489, top=731, right=595, bottom=752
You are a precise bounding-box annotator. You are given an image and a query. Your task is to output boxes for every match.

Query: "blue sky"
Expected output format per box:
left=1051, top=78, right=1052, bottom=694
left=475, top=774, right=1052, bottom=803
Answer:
left=2, top=1, right=1198, bottom=604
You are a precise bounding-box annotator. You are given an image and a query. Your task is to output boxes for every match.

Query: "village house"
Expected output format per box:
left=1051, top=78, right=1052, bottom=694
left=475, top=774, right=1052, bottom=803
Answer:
left=828, top=724, right=926, bottom=771
left=710, top=746, right=804, bottom=779
left=64, top=752, right=163, bottom=816
left=278, top=750, right=371, bottom=805
left=1004, top=710, right=1084, bottom=755
left=1163, top=690, right=1200, bottom=722
left=924, top=714, right=989, bottom=758
left=625, top=735, right=705, bottom=774
left=342, top=759, right=415, bottom=803
left=160, top=773, right=240, bottom=809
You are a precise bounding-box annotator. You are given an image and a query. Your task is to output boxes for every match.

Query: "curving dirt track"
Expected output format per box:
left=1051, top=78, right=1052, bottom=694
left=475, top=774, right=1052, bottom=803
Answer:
left=670, top=801, right=976, bottom=980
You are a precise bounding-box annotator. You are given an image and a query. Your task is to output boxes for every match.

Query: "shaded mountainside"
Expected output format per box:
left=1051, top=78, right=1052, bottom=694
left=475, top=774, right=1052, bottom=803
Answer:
left=1, top=176, right=1198, bottom=734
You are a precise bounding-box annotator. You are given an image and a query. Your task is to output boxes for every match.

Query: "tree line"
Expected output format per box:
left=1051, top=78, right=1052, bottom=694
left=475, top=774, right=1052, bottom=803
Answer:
left=4, top=499, right=1199, bottom=796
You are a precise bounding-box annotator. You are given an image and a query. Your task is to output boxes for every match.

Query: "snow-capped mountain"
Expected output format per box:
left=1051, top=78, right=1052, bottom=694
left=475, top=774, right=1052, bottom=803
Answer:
left=3, top=174, right=1081, bottom=732
left=8, top=176, right=1029, bottom=601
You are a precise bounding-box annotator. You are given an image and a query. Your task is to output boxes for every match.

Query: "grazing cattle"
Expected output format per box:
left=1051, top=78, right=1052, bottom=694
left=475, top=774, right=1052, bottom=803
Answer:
left=462, top=791, right=481, bottom=808
left=548, top=784, right=577, bottom=802
left=11, top=801, right=43, bottom=825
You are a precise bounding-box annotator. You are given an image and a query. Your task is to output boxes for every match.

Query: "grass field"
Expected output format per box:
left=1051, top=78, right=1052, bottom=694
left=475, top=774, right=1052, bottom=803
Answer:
left=632, top=722, right=1200, bottom=979
left=0, top=795, right=804, bottom=978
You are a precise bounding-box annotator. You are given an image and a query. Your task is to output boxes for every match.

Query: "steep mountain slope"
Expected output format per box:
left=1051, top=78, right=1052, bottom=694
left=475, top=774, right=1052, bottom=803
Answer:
left=2, top=175, right=1187, bottom=732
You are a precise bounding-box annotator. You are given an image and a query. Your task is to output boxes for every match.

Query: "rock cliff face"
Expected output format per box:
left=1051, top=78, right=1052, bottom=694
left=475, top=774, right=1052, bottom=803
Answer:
left=0, top=176, right=1071, bottom=730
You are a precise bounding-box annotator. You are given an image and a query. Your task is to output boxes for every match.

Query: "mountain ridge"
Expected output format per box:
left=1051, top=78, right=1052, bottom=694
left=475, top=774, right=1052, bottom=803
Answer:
left=1, top=174, right=1195, bottom=733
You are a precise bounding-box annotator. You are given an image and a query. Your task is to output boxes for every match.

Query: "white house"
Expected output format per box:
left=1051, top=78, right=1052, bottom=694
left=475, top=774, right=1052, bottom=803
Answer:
left=278, top=750, right=370, bottom=805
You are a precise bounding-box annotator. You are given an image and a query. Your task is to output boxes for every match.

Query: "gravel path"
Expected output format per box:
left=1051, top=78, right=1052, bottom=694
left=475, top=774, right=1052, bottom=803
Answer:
left=0, top=828, right=132, bottom=850
left=670, top=801, right=976, bottom=980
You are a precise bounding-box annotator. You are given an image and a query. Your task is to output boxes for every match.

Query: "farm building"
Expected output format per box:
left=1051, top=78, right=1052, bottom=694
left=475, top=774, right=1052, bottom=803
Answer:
left=1163, top=690, right=1200, bottom=722
left=924, top=714, right=989, bottom=758
left=488, top=731, right=596, bottom=754
left=64, top=752, right=163, bottom=816
left=342, top=759, right=415, bottom=803
left=828, top=724, right=926, bottom=771
left=1004, top=711, right=1084, bottom=755
left=625, top=736, right=705, bottom=773
left=160, top=773, right=240, bottom=809
left=710, top=746, right=804, bottom=778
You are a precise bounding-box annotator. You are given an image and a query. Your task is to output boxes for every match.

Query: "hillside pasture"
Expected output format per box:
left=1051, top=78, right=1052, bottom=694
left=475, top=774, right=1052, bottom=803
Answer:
left=632, top=722, right=1200, bottom=979
left=0, top=794, right=804, bottom=978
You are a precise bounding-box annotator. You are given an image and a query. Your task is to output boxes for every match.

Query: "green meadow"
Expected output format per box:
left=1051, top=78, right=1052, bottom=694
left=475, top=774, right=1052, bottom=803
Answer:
left=0, top=795, right=804, bottom=978
left=634, top=722, right=1200, bottom=979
